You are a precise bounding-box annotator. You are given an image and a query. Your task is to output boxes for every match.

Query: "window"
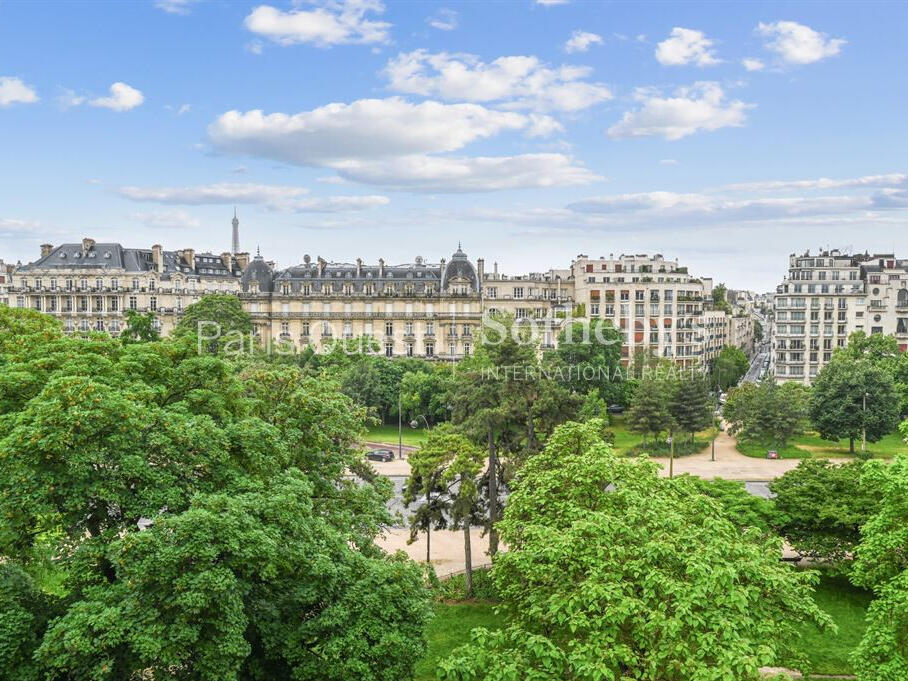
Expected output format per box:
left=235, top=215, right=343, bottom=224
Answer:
left=426, top=321, right=435, bottom=336
left=385, top=321, right=394, bottom=336
left=426, top=342, right=434, bottom=357
left=111, top=278, right=119, bottom=291
left=149, top=296, right=157, bottom=311
left=95, top=278, right=103, bottom=291
left=385, top=342, right=394, bottom=357
left=486, top=287, right=497, bottom=299
left=281, top=321, right=289, bottom=335
left=129, top=296, right=137, bottom=310
left=302, top=321, right=310, bottom=336
left=406, top=342, right=414, bottom=357
left=132, top=278, right=139, bottom=291
left=463, top=343, right=471, bottom=356
left=513, top=287, right=524, bottom=299
left=80, top=278, right=88, bottom=291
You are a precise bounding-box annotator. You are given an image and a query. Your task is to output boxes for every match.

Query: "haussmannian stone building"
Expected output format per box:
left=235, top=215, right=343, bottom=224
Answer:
left=4, top=217, right=760, bottom=367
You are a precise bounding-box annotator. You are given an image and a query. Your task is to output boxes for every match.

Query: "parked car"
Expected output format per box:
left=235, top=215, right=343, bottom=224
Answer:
left=607, top=404, right=625, bottom=414
left=366, top=448, right=395, bottom=462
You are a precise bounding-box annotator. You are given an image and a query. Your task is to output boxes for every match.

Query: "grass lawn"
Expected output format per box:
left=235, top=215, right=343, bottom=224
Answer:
left=414, top=602, right=503, bottom=681
left=737, top=429, right=906, bottom=460
left=416, top=572, right=870, bottom=678
left=789, top=572, right=872, bottom=675
left=610, top=415, right=712, bottom=457
left=364, top=423, right=429, bottom=447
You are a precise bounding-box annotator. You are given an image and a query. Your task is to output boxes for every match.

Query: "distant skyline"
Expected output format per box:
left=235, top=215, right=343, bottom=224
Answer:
left=1, top=0, right=907, bottom=291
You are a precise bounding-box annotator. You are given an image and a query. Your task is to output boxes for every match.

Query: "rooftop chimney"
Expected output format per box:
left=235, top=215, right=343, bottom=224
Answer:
left=182, top=248, right=195, bottom=271
left=220, top=252, right=232, bottom=270
left=476, top=257, right=485, bottom=281
left=40, top=243, right=53, bottom=258
left=152, top=244, right=164, bottom=273
left=82, top=238, right=95, bottom=254
left=378, top=258, right=385, bottom=277
left=235, top=252, right=250, bottom=270
left=356, top=258, right=363, bottom=276
left=317, top=256, right=326, bottom=276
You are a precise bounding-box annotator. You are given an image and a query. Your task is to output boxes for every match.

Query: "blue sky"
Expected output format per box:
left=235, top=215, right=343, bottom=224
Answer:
left=2, top=0, right=907, bottom=290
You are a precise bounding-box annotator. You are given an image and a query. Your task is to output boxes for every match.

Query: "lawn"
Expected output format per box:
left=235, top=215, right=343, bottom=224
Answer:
left=364, top=423, right=429, bottom=447
left=416, top=572, right=871, bottom=678
left=737, top=429, right=906, bottom=460
left=414, top=602, right=503, bottom=681
left=788, top=572, right=872, bottom=675
left=610, top=414, right=713, bottom=457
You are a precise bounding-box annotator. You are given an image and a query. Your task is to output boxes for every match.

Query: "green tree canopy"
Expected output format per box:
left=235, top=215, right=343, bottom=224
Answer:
left=0, top=308, right=431, bottom=680
left=438, top=420, right=832, bottom=680
left=810, top=353, right=901, bottom=454
left=724, top=377, right=809, bottom=448
left=713, top=345, right=750, bottom=390
left=770, top=459, right=879, bottom=561
left=120, top=309, right=160, bottom=344
left=173, top=294, right=252, bottom=353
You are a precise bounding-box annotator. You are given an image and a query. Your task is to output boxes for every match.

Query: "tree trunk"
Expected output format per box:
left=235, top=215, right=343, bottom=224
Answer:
left=850, top=436, right=855, bottom=454
left=425, top=489, right=432, bottom=564
left=488, top=429, right=499, bottom=557
left=463, top=522, right=473, bottom=597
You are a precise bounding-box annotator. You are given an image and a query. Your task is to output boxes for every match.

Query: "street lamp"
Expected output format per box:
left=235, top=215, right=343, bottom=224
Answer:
left=410, top=414, right=430, bottom=430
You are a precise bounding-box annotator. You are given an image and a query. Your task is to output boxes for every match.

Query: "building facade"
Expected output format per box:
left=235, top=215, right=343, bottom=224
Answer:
left=7, top=224, right=757, bottom=367
left=8, top=238, right=247, bottom=336
left=773, top=249, right=908, bottom=384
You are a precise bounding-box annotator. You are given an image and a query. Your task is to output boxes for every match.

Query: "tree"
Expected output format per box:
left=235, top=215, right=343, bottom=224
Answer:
left=173, top=294, right=252, bottom=353
left=850, top=456, right=908, bottom=679
left=754, top=319, right=764, bottom=343
left=840, top=330, right=908, bottom=418
left=769, top=459, right=878, bottom=561
left=670, top=371, right=713, bottom=442
left=713, top=345, right=749, bottom=390
left=625, top=369, right=674, bottom=444
left=399, top=364, right=455, bottom=425
left=810, top=354, right=901, bottom=453
left=724, top=377, right=809, bottom=448
left=404, top=426, right=484, bottom=592
left=438, top=420, right=832, bottom=681
left=711, top=282, right=733, bottom=314
left=684, top=476, right=776, bottom=534
left=0, top=308, right=431, bottom=680
left=548, top=319, right=624, bottom=404
left=120, top=309, right=160, bottom=343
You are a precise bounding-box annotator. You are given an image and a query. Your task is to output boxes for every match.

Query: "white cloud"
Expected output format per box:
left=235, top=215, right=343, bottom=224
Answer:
left=155, top=0, right=198, bottom=14
left=331, top=153, right=601, bottom=192
left=383, top=50, right=612, bottom=112
left=0, top=217, right=41, bottom=237
left=741, top=57, right=765, bottom=71
left=427, top=8, right=457, bottom=31
left=207, top=98, right=597, bottom=192
left=90, top=82, right=144, bottom=111
left=244, top=1, right=390, bottom=48
left=119, top=182, right=311, bottom=205
left=57, top=88, right=86, bottom=109
left=757, top=21, right=845, bottom=64
left=118, top=182, right=389, bottom=213
left=129, top=210, right=200, bottom=229
left=535, top=0, right=569, bottom=5
left=316, top=175, right=347, bottom=184
left=245, top=41, right=264, bottom=55
left=564, top=30, right=603, bottom=53
left=0, top=76, right=39, bottom=107
left=607, top=82, right=752, bottom=140
left=659, top=159, right=679, bottom=166
left=718, top=173, right=907, bottom=193
left=208, top=98, right=553, bottom=164
left=655, top=28, right=720, bottom=66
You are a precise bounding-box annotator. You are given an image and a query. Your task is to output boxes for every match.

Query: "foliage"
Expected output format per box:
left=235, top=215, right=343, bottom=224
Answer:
left=120, top=309, right=160, bottom=343
left=669, top=370, right=713, bottom=441
left=684, top=476, right=777, bottom=533
left=770, top=459, right=879, bottom=561
left=438, top=420, right=833, bottom=681
left=173, top=294, right=252, bottom=353
left=724, top=377, right=810, bottom=448
left=840, top=330, right=908, bottom=418
left=850, top=456, right=908, bottom=679
left=810, top=352, right=901, bottom=454
left=713, top=344, right=750, bottom=390
left=435, top=568, right=498, bottom=602
left=754, top=318, right=764, bottom=343
left=624, top=368, right=673, bottom=443
left=549, top=319, right=624, bottom=404
left=0, top=308, right=431, bottom=680
left=712, top=282, right=733, bottom=314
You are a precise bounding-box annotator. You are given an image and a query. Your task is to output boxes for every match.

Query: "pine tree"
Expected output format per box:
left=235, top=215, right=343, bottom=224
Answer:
left=671, top=372, right=713, bottom=442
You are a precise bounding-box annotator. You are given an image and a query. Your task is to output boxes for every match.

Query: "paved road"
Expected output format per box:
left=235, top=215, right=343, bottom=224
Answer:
left=742, top=344, right=771, bottom=383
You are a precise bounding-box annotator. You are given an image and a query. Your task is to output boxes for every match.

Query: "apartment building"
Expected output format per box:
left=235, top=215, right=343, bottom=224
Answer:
left=481, top=263, right=573, bottom=349
left=0, top=259, right=12, bottom=307
left=240, top=246, right=482, bottom=360
left=570, top=253, right=715, bottom=368
left=9, top=220, right=756, bottom=365
left=9, top=238, right=247, bottom=336
left=773, top=249, right=908, bottom=384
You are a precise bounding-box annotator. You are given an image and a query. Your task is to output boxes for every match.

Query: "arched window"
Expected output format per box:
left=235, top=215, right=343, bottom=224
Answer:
left=898, top=289, right=908, bottom=306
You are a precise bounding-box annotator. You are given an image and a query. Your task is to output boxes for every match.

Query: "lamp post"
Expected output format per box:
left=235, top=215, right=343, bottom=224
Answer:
left=411, top=414, right=430, bottom=431
left=398, top=394, right=403, bottom=460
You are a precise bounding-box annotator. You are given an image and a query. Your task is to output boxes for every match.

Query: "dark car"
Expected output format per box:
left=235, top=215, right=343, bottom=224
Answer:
left=607, top=404, right=625, bottom=414
left=366, top=448, right=395, bottom=462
